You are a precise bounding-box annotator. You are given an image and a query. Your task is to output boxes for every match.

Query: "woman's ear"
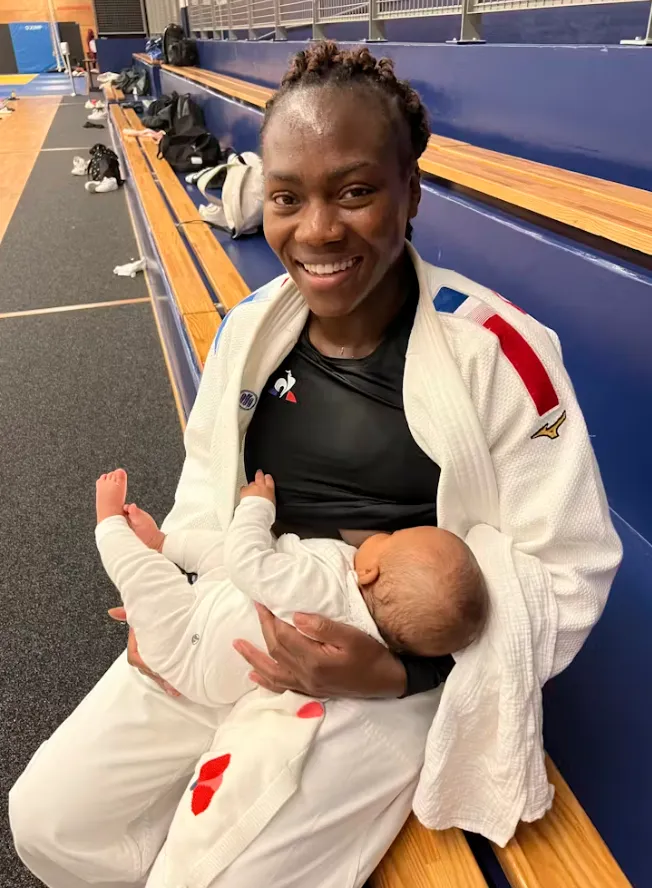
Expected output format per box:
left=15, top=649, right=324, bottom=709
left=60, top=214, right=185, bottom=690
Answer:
left=356, top=564, right=380, bottom=586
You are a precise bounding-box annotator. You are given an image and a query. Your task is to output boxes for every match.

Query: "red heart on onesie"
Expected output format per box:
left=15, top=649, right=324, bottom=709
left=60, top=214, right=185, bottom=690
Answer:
left=191, top=753, right=231, bottom=815
left=296, top=701, right=325, bottom=719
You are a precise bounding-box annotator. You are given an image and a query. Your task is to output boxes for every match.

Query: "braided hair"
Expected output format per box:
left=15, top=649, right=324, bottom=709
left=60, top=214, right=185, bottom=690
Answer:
left=262, top=41, right=430, bottom=170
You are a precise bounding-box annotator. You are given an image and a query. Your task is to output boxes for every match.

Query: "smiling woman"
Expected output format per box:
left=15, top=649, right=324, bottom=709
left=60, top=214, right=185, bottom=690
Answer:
left=9, top=41, right=620, bottom=888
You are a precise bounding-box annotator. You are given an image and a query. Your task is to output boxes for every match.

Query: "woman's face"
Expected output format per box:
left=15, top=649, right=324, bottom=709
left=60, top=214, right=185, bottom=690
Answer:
left=262, top=86, right=420, bottom=319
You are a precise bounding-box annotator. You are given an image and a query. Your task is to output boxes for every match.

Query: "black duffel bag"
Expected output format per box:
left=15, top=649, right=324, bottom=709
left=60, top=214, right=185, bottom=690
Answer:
left=159, top=127, right=222, bottom=173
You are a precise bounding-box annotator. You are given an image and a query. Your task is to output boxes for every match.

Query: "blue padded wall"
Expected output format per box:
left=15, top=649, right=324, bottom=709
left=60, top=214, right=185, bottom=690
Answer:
left=97, top=37, right=146, bottom=75
left=9, top=22, right=54, bottom=74
left=197, top=40, right=652, bottom=190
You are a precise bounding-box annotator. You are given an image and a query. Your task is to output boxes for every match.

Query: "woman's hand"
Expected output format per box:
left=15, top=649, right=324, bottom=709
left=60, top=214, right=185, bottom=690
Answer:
left=234, top=604, right=407, bottom=699
left=108, top=607, right=181, bottom=698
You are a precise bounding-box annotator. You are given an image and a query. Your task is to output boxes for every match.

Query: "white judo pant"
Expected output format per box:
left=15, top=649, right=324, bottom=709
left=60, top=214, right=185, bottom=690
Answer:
left=9, top=651, right=441, bottom=888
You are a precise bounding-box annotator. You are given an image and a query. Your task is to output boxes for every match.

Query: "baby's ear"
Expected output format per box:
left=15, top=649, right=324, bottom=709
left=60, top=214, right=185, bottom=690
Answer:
left=356, top=565, right=379, bottom=586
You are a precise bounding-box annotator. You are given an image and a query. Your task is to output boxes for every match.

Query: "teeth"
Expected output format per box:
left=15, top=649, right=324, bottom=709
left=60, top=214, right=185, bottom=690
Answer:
left=302, top=258, right=357, bottom=276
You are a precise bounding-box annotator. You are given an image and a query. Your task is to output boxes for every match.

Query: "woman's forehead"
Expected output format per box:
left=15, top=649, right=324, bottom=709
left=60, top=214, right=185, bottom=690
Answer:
left=263, top=87, right=398, bottom=173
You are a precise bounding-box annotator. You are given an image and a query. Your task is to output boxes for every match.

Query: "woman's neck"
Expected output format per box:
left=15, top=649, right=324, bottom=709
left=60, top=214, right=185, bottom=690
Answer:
left=308, top=250, right=416, bottom=358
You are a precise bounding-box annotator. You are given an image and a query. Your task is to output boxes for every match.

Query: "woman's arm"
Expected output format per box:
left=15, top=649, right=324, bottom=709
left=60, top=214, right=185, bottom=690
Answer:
left=469, top=318, right=622, bottom=682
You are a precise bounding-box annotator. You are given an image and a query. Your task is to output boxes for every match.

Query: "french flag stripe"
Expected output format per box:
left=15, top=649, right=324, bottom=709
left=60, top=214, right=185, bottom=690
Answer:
left=434, top=287, right=468, bottom=315
left=482, top=314, right=559, bottom=416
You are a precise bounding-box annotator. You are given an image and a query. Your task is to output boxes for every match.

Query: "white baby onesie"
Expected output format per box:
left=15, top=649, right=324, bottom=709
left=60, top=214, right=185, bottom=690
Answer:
left=95, top=496, right=381, bottom=887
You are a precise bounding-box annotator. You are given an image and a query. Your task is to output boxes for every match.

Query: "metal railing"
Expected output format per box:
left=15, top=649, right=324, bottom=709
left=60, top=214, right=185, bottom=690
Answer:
left=184, top=0, right=651, bottom=44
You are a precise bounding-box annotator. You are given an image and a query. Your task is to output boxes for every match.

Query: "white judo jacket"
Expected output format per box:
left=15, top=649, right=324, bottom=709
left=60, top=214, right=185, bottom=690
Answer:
left=159, top=245, right=622, bottom=847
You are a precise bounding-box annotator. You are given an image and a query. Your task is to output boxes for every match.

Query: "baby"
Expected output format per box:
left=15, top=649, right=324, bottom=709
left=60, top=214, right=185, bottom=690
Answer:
left=227, top=470, right=488, bottom=658
left=94, top=468, right=487, bottom=887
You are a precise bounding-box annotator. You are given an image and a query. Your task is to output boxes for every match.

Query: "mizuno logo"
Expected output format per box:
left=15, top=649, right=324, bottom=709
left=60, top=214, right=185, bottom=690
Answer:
left=532, top=411, right=566, bottom=440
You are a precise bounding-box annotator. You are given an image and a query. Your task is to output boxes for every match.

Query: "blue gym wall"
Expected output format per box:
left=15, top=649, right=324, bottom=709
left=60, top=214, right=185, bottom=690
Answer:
left=96, top=36, right=146, bottom=74
left=159, top=54, right=652, bottom=883
left=197, top=39, right=652, bottom=190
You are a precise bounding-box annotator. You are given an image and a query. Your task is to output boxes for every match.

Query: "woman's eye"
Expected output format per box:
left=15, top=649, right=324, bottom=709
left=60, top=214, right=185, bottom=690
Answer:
left=272, top=193, right=297, bottom=207
left=341, top=186, right=374, bottom=201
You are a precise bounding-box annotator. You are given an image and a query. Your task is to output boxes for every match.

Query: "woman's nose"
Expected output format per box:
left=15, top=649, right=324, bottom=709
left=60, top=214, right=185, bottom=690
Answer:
left=294, top=201, right=345, bottom=246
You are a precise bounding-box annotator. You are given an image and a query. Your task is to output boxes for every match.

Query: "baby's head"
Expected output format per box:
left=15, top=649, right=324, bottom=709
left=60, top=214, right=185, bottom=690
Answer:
left=355, top=527, right=488, bottom=657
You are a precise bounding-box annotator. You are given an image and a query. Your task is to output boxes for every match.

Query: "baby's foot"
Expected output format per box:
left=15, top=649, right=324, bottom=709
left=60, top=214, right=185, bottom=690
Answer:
left=124, top=503, right=165, bottom=551
left=96, top=469, right=128, bottom=524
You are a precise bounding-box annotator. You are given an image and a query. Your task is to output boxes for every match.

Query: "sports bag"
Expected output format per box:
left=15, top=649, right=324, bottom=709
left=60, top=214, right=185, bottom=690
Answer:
left=87, top=144, right=123, bottom=185
left=162, top=23, right=198, bottom=67
left=197, top=152, right=264, bottom=237
left=159, top=127, right=222, bottom=173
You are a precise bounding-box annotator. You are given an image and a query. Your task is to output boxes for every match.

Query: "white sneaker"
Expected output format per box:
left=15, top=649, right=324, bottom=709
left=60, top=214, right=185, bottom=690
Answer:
left=86, top=177, right=118, bottom=194
left=71, top=156, right=88, bottom=176
left=84, top=99, right=106, bottom=110
left=88, top=108, right=107, bottom=122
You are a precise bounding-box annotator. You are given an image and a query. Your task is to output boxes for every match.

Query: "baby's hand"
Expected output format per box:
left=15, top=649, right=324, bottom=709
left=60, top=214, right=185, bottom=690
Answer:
left=124, top=503, right=165, bottom=552
left=240, top=470, right=275, bottom=505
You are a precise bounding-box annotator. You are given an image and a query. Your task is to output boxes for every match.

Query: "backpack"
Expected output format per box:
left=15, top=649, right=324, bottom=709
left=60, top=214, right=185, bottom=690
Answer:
left=162, top=23, right=198, bottom=67
left=159, top=127, right=222, bottom=173
left=87, top=144, right=123, bottom=185
left=114, top=66, right=149, bottom=95
left=173, top=93, right=205, bottom=132
left=196, top=152, right=264, bottom=238
left=141, top=91, right=178, bottom=131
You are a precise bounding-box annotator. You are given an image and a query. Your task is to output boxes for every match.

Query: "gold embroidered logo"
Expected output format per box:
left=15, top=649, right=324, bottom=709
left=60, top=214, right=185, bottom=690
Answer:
left=532, top=411, right=567, bottom=440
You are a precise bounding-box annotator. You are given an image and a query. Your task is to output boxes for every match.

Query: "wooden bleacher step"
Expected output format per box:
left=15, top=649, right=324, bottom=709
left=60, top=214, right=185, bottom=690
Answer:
left=493, top=758, right=631, bottom=888
left=110, top=104, right=219, bottom=367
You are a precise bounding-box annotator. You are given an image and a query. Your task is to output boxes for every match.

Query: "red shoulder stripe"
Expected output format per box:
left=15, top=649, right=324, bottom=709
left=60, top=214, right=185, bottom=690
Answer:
left=483, top=314, right=559, bottom=416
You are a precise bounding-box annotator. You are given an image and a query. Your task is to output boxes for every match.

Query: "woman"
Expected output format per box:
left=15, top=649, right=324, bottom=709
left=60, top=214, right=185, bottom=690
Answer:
left=10, top=42, right=620, bottom=888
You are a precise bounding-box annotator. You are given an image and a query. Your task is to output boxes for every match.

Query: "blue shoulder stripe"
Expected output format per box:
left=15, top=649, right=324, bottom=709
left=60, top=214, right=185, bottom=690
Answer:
left=433, top=286, right=468, bottom=315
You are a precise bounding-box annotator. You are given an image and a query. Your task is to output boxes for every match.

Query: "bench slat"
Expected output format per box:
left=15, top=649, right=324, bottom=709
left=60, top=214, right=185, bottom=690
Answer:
left=419, top=148, right=652, bottom=255
left=121, top=108, right=250, bottom=312
left=111, top=104, right=218, bottom=367
left=134, top=52, right=161, bottom=67
left=493, top=758, right=632, bottom=888
left=428, top=135, right=652, bottom=215
left=370, top=815, right=487, bottom=888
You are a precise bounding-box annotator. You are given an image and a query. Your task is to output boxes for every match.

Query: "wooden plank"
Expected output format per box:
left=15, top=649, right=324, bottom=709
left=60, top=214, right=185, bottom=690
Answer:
left=121, top=108, right=250, bottom=312
left=133, top=52, right=161, bottom=67
left=419, top=149, right=652, bottom=256
left=184, top=310, right=222, bottom=365
left=161, top=64, right=271, bottom=109
left=493, top=758, right=632, bottom=888
left=427, top=135, right=652, bottom=215
left=111, top=104, right=217, bottom=366
left=370, top=815, right=487, bottom=888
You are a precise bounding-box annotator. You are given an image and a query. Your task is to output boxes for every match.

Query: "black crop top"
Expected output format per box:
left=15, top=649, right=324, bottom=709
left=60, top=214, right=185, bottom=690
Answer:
left=244, top=292, right=453, bottom=695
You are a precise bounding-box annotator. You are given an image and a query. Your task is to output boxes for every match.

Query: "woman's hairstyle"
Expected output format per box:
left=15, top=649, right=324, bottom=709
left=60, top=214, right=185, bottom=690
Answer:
left=262, top=41, right=430, bottom=169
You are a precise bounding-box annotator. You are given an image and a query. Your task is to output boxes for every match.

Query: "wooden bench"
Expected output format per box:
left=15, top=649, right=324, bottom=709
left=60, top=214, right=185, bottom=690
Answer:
left=159, top=64, right=652, bottom=258
left=103, top=84, right=125, bottom=102
left=110, top=104, right=250, bottom=367
left=134, top=52, right=161, bottom=68
left=373, top=756, right=631, bottom=888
